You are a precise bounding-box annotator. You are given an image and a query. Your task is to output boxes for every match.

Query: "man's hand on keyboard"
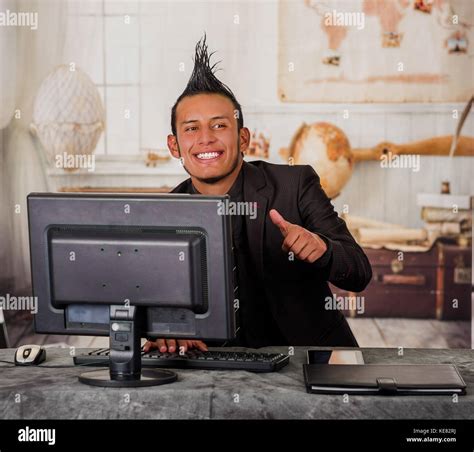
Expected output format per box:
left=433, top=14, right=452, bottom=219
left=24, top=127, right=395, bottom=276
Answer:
left=143, top=338, right=208, bottom=354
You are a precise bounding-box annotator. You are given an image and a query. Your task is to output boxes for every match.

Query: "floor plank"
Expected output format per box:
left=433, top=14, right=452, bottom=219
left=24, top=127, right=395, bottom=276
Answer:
left=373, top=319, right=450, bottom=348
left=346, top=318, right=387, bottom=347
left=428, top=320, right=471, bottom=349
left=348, top=319, right=470, bottom=349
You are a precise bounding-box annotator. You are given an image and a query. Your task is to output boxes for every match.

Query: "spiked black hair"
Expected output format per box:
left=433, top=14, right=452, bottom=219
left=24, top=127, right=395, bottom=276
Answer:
left=170, top=33, right=244, bottom=136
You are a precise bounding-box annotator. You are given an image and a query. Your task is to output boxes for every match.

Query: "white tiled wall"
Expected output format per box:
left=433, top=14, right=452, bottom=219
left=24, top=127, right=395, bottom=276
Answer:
left=106, top=86, right=140, bottom=154
left=58, top=0, right=473, bottom=227
left=63, top=14, right=104, bottom=84
left=104, top=0, right=139, bottom=15
left=105, top=15, right=139, bottom=85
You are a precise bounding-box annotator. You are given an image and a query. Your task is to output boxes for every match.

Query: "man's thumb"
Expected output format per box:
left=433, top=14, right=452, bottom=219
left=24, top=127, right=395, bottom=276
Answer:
left=269, top=209, right=290, bottom=237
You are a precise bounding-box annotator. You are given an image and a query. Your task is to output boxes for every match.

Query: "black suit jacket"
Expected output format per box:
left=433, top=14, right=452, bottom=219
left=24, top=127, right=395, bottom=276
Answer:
left=171, top=161, right=372, bottom=346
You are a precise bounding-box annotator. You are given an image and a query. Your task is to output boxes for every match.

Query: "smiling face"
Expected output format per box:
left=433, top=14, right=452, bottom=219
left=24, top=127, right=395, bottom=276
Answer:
left=168, top=93, right=249, bottom=191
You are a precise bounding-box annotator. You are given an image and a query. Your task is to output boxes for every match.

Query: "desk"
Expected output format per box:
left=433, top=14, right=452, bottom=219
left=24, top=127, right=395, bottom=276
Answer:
left=0, top=347, right=473, bottom=419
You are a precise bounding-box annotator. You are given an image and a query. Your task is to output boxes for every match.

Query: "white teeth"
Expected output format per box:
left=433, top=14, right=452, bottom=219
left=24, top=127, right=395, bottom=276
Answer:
left=196, top=152, right=221, bottom=160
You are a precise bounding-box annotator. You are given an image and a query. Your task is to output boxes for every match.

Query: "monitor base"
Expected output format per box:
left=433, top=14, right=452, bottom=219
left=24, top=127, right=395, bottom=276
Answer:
left=78, top=369, right=177, bottom=387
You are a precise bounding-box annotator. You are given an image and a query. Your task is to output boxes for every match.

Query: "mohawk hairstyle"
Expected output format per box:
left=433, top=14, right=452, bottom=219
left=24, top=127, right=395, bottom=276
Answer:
left=170, top=33, right=244, bottom=136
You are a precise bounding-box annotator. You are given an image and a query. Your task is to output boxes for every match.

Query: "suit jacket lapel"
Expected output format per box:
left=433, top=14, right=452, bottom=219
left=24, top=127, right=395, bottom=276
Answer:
left=170, top=177, right=192, bottom=194
left=242, top=162, right=271, bottom=282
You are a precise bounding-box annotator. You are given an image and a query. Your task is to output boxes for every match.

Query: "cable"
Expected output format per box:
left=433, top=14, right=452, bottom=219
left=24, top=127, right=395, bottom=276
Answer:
left=0, top=359, right=16, bottom=368
left=0, top=359, right=107, bottom=368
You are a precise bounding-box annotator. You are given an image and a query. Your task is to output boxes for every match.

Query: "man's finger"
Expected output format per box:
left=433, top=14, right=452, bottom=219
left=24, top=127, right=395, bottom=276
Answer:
left=143, top=340, right=151, bottom=353
left=282, top=228, right=301, bottom=253
left=166, top=339, right=177, bottom=353
left=298, top=240, right=316, bottom=261
left=194, top=340, right=208, bottom=351
left=269, top=209, right=291, bottom=237
left=306, top=249, right=322, bottom=263
left=157, top=338, right=167, bottom=352
left=177, top=340, right=188, bottom=353
left=290, top=235, right=311, bottom=256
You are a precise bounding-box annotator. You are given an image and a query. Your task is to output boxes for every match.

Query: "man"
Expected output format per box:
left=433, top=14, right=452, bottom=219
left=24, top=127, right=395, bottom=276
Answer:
left=144, top=35, right=372, bottom=354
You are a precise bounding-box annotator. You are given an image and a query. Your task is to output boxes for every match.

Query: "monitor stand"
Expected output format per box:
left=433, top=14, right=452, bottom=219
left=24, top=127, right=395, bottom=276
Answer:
left=78, top=305, right=177, bottom=387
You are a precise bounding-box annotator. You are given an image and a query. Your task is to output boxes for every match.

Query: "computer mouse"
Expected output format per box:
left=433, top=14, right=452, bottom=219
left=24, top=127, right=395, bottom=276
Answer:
left=14, top=344, right=46, bottom=366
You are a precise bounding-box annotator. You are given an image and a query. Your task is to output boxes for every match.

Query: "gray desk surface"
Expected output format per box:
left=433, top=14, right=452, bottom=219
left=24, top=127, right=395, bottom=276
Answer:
left=0, top=347, right=473, bottom=419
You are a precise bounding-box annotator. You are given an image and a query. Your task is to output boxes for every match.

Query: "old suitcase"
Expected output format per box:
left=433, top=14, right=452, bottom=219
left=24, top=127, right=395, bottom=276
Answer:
left=359, top=246, right=436, bottom=318
left=436, top=243, right=471, bottom=320
left=330, top=242, right=471, bottom=319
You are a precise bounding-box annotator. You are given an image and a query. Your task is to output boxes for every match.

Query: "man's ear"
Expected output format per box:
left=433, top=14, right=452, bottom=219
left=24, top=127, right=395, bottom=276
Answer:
left=167, top=134, right=181, bottom=159
left=239, top=127, right=250, bottom=156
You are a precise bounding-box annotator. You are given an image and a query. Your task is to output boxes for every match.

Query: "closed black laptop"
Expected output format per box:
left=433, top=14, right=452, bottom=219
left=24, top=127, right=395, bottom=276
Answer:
left=303, top=364, right=467, bottom=395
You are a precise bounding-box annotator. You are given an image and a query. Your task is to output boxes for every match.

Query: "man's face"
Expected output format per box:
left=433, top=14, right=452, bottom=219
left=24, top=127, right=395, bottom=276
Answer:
left=168, top=93, right=248, bottom=184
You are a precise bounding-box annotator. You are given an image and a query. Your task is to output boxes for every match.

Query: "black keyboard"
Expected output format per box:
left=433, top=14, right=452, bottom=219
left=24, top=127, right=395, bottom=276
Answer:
left=74, top=348, right=290, bottom=372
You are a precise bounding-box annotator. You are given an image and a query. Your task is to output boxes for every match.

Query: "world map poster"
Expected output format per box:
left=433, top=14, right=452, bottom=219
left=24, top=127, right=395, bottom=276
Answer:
left=278, top=0, right=474, bottom=102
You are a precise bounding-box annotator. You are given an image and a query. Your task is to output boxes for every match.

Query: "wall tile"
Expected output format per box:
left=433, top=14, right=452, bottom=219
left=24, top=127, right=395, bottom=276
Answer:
left=105, top=15, right=139, bottom=84
left=106, top=86, right=140, bottom=154
left=63, top=15, right=104, bottom=84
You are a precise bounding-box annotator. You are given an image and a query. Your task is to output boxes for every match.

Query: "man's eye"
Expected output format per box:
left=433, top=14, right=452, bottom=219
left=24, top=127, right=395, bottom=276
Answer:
left=185, top=126, right=197, bottom=132
left=213, top=124, right=226, bottom=129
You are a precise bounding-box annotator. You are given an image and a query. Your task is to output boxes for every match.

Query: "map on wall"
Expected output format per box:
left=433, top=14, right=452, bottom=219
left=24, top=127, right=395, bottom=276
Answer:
left=278, top=0, right=474, bottom=102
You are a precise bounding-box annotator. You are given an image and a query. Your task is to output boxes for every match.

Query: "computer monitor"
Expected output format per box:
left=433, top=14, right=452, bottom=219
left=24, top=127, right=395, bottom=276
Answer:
left=27, top=193, right=236, bottom=387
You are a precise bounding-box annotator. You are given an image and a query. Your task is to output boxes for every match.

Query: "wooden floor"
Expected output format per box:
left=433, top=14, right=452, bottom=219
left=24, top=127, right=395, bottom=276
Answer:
left=3, top=309, right=471, bottom=349
left=347, top=318, right=471, bottom=349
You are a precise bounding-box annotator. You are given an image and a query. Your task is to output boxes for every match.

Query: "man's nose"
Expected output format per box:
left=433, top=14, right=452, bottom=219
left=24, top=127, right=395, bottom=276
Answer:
left=197, top=128, right=216, bottom=146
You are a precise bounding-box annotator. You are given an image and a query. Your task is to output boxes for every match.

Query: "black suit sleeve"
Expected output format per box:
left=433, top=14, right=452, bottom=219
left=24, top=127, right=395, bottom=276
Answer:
left=297, top=165, right=372, bottom=292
